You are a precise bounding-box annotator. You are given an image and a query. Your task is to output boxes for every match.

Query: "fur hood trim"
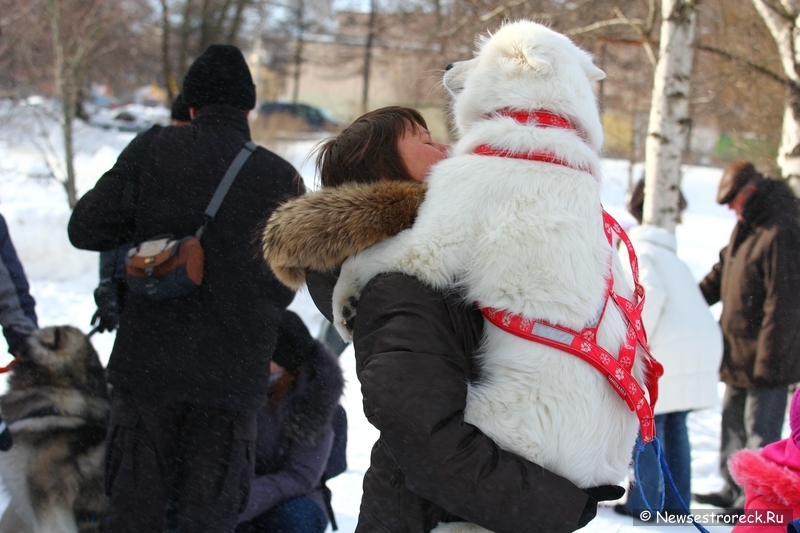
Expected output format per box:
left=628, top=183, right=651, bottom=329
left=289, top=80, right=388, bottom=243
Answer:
left=280, top=339, right=345, bottom=446
left=262, top=181, right=425, bottom=289
left=729, top=449, right=800, bottom=507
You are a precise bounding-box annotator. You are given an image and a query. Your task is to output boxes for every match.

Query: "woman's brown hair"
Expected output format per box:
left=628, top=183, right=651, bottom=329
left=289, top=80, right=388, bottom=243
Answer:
left=315, top=106, right=428, bottom=188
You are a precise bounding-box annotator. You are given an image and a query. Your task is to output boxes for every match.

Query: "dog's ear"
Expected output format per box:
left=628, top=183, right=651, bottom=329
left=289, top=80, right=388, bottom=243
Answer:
left=585, top=62, right=606, bottom=82
left=521, top=46, right=554, bottom=76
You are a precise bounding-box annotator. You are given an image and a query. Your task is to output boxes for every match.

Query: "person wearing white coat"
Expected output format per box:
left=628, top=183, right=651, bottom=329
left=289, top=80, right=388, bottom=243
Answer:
left=615, top=181, right=723, bottom=518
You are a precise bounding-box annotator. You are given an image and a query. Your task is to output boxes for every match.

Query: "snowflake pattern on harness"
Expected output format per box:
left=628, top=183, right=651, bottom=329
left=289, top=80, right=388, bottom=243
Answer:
left=581, top=342, right=592, bottom=353
left=520, top=317, right=533, bottom=332
left=502, top=314, right=512, bottom=327
left=600, top=352, right=611, bottom=365
left=615, top=368, right=625, bottom=381
left=486, top=308, right=497, bottom=319
left=582, top=329, right=595, bottom=340
left=636, top=399, right=645, bottom=410
left=628, top=382, right=638, bottom=395
left=620, top=355, right=632, bottom=367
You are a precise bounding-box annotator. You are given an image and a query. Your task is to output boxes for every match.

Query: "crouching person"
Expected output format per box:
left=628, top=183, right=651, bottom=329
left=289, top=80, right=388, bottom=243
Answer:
left=237, top=310, right=345, bottom=533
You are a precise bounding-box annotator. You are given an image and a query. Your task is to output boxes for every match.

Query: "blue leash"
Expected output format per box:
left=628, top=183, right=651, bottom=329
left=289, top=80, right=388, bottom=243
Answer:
left=633, top=436, right=712, bottom=533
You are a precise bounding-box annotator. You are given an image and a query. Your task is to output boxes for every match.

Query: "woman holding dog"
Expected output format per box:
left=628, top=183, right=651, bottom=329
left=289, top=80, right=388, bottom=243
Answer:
left=263, top=106, right=622, bottom=532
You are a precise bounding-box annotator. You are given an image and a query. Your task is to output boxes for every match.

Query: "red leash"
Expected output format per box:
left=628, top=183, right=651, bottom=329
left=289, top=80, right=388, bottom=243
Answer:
left=0, top=359, right=18, bottom=373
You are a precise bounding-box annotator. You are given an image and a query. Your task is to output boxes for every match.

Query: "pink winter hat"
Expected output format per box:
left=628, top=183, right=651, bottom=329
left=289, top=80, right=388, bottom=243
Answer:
left=791, top=389, right=800, bottom=449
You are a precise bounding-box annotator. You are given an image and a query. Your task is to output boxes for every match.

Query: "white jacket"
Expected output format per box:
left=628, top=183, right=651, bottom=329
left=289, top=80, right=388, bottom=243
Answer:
left=620, top=225, right=723, bottom=414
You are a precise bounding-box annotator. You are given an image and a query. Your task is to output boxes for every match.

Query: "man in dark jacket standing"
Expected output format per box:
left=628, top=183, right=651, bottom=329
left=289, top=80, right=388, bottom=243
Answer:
left=694, top=160, right=800, bottom=512
left=68, top=44, right=304, bottom=533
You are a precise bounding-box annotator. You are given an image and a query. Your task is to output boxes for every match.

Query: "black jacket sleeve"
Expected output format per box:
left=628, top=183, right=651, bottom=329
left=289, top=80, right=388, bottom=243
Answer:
left=68, top=126, right=161, bottom=251
left=353, top=273, right=590, bottom=533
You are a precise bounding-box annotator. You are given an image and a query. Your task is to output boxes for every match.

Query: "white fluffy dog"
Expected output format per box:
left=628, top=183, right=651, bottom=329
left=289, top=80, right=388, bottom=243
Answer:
left=333, top=20, right=655, bottom=531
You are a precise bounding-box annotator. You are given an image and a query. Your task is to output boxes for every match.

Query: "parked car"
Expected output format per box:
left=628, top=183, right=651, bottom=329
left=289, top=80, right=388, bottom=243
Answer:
left=89, top=104, right=169, bottom=133
left=256, top=101, right=343, bottom=132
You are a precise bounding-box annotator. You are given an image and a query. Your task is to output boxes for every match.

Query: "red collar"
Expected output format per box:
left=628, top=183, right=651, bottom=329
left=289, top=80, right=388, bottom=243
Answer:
left=491, top=109, right=579, bottom=133
left=473, top=109, right=590, bottom=174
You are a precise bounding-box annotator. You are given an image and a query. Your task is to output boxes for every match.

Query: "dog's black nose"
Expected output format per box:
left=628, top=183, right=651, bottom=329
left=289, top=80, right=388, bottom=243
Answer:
left=445, top=63, right=454, bottom=71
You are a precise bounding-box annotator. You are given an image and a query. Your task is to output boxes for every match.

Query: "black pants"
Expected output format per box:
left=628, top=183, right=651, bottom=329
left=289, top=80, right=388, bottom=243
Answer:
left=104, top=393, right=257, bottom=533
left=718, top=384, right=788, bottom=506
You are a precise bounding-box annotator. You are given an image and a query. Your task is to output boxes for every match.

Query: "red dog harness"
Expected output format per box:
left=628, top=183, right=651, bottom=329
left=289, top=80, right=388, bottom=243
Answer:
left=474, top=109, right=664, bottom=442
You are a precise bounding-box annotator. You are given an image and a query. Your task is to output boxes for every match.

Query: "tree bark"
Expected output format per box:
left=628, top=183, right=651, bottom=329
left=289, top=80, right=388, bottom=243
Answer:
left=752, top=0, right=800, bottom=194
left=291, top=0, right=305, bottom=104
left=49, top=0, right=78, bottom=208
left=161, top=0, right=174, bottom=103
left=177, top=0, right=197, bottom=78
left=642, top=0, right=697, bottom=233
left=361, top=0, right=376, bottom=114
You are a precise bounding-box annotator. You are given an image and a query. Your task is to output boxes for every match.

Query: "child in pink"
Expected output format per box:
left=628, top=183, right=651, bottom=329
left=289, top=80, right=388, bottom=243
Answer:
left=729, top=389, right=800, bottom=532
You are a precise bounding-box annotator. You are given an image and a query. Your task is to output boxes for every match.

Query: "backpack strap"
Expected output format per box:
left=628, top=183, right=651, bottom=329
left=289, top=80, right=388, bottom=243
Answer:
left=320, top=482, right=338, bottom=531
left=195, top=141, right=257, bottom=239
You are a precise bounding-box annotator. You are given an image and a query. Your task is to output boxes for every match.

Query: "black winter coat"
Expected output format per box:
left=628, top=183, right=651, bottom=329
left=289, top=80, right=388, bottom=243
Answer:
left=68, top=105, right=304, bottom=411
left=700, top=178, right=800, bottom=388
left=348, top=273, right=591, bottom=533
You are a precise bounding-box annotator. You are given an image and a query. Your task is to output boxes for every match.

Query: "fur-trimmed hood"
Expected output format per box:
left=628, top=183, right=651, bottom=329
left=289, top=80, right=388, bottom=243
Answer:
left=262, top=181, right=425, bottom=289
left=729, top=441, right=800, bottom=507
left=275, top=339, right=344, bottom=447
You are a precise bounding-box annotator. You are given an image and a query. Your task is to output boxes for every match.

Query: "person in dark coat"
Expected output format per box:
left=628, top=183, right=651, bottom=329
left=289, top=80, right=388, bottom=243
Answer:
left=263, top=107, right=623, bottom=532
left=89, top=92, right=193, bottom=334
left=236, top=310, right=344, bottom=533
left=0, top=214, right=37, bottom=356
left=694, top=160, right=800, bottom=512
left=67, top=44, right=304, bottom=533
left=0, top=213, right=38, bottom=451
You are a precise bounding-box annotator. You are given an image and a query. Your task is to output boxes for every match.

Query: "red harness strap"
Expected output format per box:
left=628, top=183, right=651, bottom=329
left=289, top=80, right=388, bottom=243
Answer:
left=473, top=111, right=663, bottom=441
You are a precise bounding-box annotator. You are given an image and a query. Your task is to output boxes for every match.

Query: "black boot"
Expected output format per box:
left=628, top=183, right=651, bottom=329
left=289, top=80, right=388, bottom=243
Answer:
left=693, top=488, right=740, bottom=509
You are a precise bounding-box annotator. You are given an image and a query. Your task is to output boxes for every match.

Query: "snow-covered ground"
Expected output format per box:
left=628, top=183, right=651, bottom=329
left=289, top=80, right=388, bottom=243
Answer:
left=0, top=104, right=782, bottom=532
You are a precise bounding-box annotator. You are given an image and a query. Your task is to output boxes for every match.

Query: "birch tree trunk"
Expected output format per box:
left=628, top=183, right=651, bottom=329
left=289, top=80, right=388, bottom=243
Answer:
left=642, top=0, right=697, bottom=233
left=752, top=0, right=800, bottom=194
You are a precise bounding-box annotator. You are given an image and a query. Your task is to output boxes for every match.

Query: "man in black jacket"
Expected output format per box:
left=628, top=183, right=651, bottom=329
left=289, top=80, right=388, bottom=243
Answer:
left=68, top=45, right=304, bottom=533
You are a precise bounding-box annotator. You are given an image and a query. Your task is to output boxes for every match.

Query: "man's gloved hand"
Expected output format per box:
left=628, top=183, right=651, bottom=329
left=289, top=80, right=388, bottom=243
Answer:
left=0, top=414, right=12, bottom=451
left=92, top=278, right=124, bottom=333
left=577, top=485, right=626, bottom=529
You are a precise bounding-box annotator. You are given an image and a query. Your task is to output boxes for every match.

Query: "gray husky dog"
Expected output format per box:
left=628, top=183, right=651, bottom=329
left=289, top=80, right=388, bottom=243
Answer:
left=0, top=326, right=109, bottom=533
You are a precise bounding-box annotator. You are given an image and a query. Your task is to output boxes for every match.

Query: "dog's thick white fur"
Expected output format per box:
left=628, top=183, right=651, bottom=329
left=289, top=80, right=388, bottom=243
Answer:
left=332, top=20, right=650, bottom=532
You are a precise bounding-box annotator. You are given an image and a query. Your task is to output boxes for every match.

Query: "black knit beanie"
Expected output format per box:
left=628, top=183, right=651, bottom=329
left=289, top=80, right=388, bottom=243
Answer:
left=181, top=44, right=256, bottom=111
left=170, top=93, right=192, bottom=122
left=272, top=311, right=316, bottom=373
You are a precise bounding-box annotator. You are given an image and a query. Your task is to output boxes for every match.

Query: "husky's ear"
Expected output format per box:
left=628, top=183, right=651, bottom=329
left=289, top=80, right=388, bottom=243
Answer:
left=521, top=46, right=554, bottom=75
